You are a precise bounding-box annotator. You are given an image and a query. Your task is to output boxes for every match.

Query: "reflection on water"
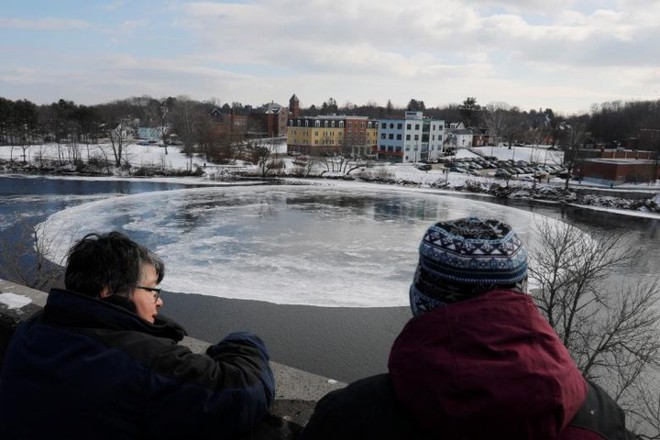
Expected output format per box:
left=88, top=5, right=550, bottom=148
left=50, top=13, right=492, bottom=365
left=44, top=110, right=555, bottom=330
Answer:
left=0, top=176, right=194, bottom=284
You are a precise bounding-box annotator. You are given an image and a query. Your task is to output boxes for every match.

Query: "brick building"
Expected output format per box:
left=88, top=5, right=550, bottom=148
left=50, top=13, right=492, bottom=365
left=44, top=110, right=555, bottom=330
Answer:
left=287, top=115, right=377, bottom=157
left=577, top=158, right=658, bottom=185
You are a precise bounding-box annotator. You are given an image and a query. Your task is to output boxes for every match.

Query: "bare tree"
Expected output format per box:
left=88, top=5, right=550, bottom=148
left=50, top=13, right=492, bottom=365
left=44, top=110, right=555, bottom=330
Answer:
left=482, top=102, right=510, bottom=147
left=108, top=118, right=132, bottom=167
left=171, top=97, right=200, bottom=171
left=555, top=119, right=589, bottom=189
left=0, top=220, right=65, bottom=291
left=529, top=219, right=660, bottom=436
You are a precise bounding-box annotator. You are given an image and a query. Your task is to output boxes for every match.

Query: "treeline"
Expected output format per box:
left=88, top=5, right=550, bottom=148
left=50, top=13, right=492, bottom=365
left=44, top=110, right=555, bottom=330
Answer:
left=1, top=95, right=660, bottom=153
left=306, top=96, right=660, bottom=150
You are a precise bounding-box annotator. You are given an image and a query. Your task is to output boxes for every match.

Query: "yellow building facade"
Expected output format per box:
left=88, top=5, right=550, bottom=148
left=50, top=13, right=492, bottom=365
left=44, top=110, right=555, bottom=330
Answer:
left=287, top=116, right=377, bottom=157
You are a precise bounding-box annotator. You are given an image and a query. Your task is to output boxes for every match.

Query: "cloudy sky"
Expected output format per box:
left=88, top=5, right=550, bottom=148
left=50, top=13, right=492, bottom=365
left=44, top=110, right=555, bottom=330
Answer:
left=1, top=0, right=658, bottom=114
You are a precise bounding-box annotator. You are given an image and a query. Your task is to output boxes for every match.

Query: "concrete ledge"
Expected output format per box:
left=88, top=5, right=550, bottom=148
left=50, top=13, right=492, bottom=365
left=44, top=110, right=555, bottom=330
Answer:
left=0, top=279, right=344, bottom=439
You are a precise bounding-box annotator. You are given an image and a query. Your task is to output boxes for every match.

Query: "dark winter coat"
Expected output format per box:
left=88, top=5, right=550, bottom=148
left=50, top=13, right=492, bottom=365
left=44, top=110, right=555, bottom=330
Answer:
left=0, top=288, right=275, bottom=439
left=301, top=290, right=632, bottom=440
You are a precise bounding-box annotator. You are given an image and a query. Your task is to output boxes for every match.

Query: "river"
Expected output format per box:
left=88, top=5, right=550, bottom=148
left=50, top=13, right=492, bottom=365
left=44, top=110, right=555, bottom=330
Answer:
left=0, top=175, right=657, bottom=382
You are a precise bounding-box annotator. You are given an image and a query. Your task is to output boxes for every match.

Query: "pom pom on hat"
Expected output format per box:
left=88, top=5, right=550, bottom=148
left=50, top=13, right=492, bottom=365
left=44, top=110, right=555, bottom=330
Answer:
left=410, top=217, right=528, bottom=315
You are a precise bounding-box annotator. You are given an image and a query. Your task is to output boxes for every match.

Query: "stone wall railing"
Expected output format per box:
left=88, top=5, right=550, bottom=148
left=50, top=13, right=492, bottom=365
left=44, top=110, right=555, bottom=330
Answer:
left=0, top=279, right=344, bottom=439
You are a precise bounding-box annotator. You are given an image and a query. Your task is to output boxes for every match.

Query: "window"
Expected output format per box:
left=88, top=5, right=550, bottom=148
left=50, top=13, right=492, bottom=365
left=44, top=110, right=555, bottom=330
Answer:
left=388, top=146, right=394, bottom=152
left=389, top=123, right=394, bottom=129
left=381, top=134, right=386, bottom=139
left=361, top=123, right=365, bottom=128
left=414, top=135, right=419, bottom=140
left=389, top=134, right=394, bottom=139
left=396, top=146, right=402, bottom=152
left=397, top=123, right=403, bottom=129
left=380, top=145, right=386, bottom=151
left=324, top=121, right=329, bottom=128
left=339, top=121, right=344, bottom=128
left=397, top=134, right=402, bottom=140
left=348, top=122, right=352, bottom=128
left=381, top=123, right=386, bottom=129
left=331, top=121, right=335, bottom=128
left=314, top=120, right=319, bottom=127
left=415, top=124, right=420, bottom=130
left=407, top=124, right=411, bottom=130
left=406, top=134, right=411, bottom=140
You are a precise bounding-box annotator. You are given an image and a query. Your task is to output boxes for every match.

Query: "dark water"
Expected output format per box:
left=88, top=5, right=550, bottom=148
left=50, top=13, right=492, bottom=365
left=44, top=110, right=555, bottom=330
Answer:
left=0, top=175, right=658, bottom=382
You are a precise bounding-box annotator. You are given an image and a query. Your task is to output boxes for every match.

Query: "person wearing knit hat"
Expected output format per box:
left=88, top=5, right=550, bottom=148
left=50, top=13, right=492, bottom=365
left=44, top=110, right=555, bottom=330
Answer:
left=301, top=217, right=633, bottom=440
left=410, top=216, right=528, bottom=315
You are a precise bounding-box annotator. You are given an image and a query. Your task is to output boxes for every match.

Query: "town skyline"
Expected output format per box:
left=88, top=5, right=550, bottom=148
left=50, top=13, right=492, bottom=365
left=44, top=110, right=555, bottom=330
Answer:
left=1, top=0, right=659, bottom=115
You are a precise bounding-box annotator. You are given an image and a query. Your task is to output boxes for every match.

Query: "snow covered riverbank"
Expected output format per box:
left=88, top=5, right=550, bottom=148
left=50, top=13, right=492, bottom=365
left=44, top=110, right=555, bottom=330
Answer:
left=1, top=143, right=658, bottom=217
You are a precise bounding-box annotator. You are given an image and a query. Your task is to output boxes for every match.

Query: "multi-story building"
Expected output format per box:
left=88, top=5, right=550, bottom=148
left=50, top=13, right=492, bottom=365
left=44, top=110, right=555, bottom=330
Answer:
left=209, top=101, right=288, bottom=140
left=254, top=102, right=288, bottom=138
left=377, top=111, right=445, bottom=163
left=287, top=115, right=378, bottom=157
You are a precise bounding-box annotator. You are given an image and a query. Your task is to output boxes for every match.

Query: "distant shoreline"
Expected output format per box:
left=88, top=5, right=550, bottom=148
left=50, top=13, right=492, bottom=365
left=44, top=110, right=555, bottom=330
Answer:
left=1, top=157, right=658, bottom=218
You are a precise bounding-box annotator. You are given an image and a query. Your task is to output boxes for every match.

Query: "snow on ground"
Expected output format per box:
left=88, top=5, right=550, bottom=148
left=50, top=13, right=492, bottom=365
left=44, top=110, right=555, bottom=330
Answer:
left=2, top=141, right=658, bottom=202
left=0, top=142, right=205, bottom=170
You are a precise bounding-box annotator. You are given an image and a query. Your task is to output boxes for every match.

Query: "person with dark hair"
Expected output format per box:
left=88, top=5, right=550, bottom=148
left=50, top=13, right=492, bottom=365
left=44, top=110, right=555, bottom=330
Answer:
left=301, top=217, right=633, bottom=440
left=0, top=231, right=274, bottom=439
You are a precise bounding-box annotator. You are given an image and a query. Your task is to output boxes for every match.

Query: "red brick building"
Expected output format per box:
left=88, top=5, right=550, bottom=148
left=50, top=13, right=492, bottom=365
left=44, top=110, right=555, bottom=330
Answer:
left=577, top=158, right=658, bottom=185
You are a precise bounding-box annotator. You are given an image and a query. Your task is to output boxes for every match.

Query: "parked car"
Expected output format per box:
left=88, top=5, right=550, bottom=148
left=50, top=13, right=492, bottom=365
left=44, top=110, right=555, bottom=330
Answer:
left=415, top=163, right=432, bottom=171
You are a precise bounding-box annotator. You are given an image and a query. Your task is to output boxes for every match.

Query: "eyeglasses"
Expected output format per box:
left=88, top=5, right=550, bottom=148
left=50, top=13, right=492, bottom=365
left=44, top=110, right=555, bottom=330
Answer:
left=135, top=286, right=161, bottom=303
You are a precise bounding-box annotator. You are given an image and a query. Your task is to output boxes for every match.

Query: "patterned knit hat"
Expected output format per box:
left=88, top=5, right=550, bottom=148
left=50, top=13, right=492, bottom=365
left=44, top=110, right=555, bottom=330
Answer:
left=410, top=217, right=528, bottom=316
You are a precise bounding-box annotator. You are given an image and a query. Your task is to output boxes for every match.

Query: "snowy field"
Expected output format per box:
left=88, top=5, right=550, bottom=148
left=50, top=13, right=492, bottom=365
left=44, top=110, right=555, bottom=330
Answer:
left=1, top=141, right=657, bottom=191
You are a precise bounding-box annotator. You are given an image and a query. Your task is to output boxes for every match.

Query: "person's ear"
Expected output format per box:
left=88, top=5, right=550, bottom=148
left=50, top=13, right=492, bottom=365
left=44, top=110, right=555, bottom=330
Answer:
left=99, top=287, right=112, bottom=299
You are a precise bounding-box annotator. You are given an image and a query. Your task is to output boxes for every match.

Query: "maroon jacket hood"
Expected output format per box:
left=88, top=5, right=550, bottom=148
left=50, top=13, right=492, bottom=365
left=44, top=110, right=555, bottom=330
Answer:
left=388, top=290, right=587, bottom=440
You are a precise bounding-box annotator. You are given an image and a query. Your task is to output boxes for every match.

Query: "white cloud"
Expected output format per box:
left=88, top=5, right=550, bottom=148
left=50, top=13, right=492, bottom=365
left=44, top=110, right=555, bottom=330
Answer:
left=0, top=17, right=90, bottom=31
left=1, top=0, right=659, bottom=113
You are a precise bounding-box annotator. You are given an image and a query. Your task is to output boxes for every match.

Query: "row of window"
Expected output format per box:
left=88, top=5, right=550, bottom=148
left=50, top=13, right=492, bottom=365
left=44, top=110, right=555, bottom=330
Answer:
left=379, top=145, right=403, bottom=152
left=289, top=120, right=374, bottom=129
left=380, top=122, right=443, bottom=131
left=379, top=134, right=441, bottom=141
left=379, top=144, right=442, bottom=151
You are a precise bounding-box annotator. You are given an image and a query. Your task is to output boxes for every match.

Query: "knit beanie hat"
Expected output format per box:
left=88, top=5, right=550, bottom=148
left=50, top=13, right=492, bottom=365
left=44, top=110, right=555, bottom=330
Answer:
left=410, top=217, right=528, bottom=316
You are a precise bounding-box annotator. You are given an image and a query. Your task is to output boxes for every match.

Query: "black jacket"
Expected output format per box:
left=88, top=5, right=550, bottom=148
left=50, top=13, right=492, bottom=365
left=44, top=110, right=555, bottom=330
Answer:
left=300, top=374, right=634, bottom=440
left=0, top=288, right=275, bottom=439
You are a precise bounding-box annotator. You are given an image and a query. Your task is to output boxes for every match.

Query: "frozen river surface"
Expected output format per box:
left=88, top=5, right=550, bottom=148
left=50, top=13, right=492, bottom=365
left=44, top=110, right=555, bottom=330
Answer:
left=41, top=184, right=556, bottom=307
left=3, top=176, right=658, bottom=382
